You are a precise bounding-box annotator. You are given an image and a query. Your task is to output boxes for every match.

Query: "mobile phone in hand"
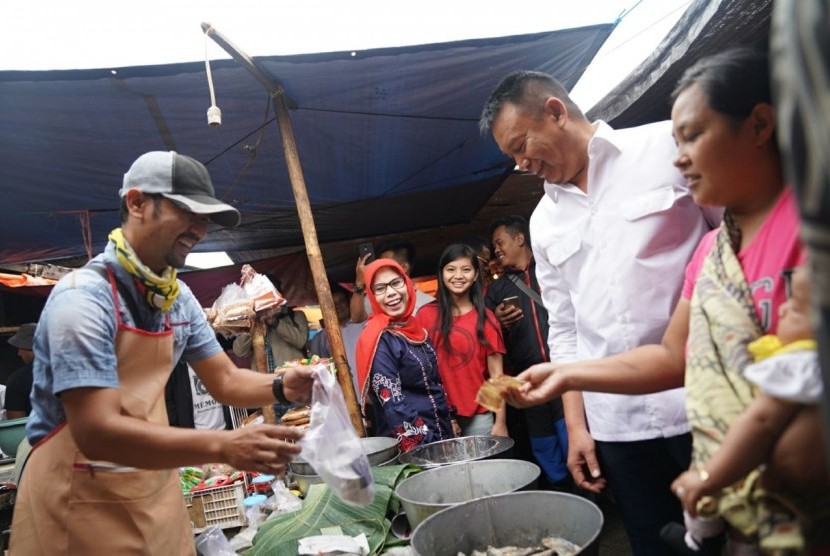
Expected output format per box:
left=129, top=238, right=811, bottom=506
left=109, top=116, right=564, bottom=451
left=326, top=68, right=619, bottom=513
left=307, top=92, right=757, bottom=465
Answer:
left=502, top=296, right=520, bottom=310
left=358, top=242, right=375, bottom=263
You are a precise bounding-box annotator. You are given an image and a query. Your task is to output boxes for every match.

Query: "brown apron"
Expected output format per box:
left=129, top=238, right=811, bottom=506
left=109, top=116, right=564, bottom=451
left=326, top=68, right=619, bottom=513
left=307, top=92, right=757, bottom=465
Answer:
left=10, top=269, right=195, bottom=555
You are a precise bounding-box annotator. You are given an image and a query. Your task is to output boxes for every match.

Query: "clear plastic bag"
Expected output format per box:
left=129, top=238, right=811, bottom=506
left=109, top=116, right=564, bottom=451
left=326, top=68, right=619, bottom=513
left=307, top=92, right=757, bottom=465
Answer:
left=298, top=364, right=375, bottom=506
left=194, top=526, right=236, bottom=556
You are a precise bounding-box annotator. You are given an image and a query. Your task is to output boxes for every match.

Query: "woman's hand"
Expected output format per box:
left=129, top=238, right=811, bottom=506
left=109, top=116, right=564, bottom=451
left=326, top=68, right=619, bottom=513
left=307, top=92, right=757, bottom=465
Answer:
left=503, top=363, right=563, bottom=408
left=490, top=421, right=509, bottom=438
left=451, top=419, right=462, bottom=437
left=671, top=470, right=711, bottom=516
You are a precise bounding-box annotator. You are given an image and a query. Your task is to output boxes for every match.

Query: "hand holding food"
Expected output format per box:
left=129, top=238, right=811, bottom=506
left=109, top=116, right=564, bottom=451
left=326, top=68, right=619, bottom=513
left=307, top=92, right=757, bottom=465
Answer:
left=475, top=375, right=523, bottom=412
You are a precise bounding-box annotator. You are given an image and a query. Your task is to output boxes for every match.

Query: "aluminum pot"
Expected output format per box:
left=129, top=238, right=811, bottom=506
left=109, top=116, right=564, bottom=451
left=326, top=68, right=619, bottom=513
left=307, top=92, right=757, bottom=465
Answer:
left=291, top=451, right=399, bottom=496
left=397, top=435, right=513, bottom=469
left=410, top=491, right=603, bottom=556
left=289, top=436, right=399, bottom=476
left=396, top=459, right=540, bottom=529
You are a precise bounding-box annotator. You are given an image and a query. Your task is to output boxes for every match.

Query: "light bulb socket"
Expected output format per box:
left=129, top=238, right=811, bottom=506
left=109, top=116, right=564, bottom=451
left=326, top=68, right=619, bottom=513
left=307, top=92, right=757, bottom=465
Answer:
left=207, top=105, right=222, bottom=127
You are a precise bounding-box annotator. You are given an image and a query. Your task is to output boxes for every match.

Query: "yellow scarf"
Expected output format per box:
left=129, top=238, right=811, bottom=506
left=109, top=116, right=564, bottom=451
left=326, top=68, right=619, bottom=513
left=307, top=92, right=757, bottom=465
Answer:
left=108, top=228, right=180, bottom=312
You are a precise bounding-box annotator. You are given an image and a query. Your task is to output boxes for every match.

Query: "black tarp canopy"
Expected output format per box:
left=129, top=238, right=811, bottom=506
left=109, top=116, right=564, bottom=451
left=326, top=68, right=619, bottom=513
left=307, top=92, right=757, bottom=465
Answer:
left=0, top=25, right=612, bottom=265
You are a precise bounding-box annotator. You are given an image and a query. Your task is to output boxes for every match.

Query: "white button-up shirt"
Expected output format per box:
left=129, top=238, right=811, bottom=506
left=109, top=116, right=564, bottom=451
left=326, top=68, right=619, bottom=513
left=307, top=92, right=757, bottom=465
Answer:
left=530, top=120, right=720, bottom=442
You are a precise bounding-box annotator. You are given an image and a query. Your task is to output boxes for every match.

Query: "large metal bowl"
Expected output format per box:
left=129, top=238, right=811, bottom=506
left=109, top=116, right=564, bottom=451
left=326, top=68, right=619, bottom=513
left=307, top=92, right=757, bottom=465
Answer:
left=410, top=491, right=603, bottom=556
left=397, top=435, right=513, bottom=469
left=289, top=436, right=399, bottom=476
left=291, top=450, right=399, bottom=496
left=396, top=459, right=540, bottom=529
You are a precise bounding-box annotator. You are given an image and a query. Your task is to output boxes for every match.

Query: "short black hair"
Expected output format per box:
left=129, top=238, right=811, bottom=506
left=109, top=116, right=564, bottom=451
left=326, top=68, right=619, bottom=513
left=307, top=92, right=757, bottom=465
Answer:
left=479, top=70, right=585, bottom=135
left=489, top=214, right=530, bottom=244
left=376, top=239, right=416, bottom=265
left=120, top=192, right=164, bottom=223
left=461, top=235, right=491, bottom=254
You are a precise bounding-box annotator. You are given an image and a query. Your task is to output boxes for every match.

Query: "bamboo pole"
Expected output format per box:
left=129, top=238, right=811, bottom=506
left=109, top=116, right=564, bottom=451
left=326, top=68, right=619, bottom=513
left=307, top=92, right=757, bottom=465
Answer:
left=251, top=318, right=277, bottom=424
left=203, top=23, right=365, bottom=436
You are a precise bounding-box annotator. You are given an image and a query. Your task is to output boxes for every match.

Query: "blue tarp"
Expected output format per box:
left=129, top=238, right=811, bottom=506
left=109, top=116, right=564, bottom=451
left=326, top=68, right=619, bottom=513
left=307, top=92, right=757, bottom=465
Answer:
left=0, top=25, right=612, bottom=264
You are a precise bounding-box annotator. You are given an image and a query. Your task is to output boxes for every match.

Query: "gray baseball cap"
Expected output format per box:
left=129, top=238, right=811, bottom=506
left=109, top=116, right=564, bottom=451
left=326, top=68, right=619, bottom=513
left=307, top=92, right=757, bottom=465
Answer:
left=120, top=151, right=241, bottom=228
left=7, top=323, right=36, bottom=351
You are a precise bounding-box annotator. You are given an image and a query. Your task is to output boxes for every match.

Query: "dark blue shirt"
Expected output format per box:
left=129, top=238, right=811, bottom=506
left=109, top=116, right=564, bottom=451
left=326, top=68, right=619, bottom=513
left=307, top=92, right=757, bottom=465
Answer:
left=368, top=331, right=452, bottom=452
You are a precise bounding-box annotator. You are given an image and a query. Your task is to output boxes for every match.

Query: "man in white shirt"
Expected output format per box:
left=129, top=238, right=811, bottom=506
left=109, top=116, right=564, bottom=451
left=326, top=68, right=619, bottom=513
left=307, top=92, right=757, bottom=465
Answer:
left=480, top=71, right=718, bottom=556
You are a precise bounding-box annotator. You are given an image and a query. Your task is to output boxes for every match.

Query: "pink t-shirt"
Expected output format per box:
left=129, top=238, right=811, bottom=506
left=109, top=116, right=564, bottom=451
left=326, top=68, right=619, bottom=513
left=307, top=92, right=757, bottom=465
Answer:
left=682, top=188, right=804, bottom=334
left=416, top=303, right=505, bottom=417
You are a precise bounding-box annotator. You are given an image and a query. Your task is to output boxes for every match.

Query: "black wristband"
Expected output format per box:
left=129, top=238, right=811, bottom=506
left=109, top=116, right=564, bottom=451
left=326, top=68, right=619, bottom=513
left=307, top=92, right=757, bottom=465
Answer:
left=272, top=374, right=290, bottom=405
left=353, top=283, right=366, bottom=294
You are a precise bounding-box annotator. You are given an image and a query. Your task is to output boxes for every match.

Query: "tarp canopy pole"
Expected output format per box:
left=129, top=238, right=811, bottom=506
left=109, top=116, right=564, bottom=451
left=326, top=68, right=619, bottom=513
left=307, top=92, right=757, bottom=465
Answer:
left=203, top=23, right=365, bottom=436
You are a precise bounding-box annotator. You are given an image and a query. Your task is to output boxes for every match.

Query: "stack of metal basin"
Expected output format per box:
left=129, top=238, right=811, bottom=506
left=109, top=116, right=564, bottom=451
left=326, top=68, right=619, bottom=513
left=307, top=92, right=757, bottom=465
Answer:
left=289, top=436, right=399, bottom=496
left=395, top=459, right=540, bottom=529
left=410, top=491, right=604, bottom=556
left=397, top=435, right=514, bottom=469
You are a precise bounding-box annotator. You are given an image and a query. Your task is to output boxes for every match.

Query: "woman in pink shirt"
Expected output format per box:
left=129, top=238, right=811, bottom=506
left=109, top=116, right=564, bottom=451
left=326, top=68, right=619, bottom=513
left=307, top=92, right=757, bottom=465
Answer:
left=506, top=49, right=829, bottom=554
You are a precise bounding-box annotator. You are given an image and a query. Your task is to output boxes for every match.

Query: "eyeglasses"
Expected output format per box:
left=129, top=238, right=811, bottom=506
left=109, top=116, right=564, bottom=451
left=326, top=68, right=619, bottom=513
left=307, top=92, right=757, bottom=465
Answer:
left=372, top=276, right=406, bottom=296
left=781, top=268, right=795, bottom=299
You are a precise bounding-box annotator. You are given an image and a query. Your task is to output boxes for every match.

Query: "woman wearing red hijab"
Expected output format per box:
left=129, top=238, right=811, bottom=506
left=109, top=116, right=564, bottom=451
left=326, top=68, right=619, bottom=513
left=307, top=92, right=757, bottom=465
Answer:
left=356, top=259, right=453, bottom=452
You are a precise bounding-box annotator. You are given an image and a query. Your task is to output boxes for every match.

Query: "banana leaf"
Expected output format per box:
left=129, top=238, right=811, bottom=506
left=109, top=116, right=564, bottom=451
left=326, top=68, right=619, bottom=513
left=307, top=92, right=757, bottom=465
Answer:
left=245, top=464, right=420, bottom=556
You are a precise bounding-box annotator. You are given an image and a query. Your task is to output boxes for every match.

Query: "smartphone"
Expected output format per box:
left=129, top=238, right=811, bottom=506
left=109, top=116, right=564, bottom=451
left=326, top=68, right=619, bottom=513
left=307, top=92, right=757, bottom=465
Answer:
left=358, top=242, right=375, bottom=263
left=502, top=296, right=520, bottom=310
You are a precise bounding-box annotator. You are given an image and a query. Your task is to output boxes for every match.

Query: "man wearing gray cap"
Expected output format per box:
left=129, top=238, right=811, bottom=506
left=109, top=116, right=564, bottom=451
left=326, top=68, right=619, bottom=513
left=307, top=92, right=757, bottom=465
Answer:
left=10, top=152, right=315, bottom=555
left=5, top=322, right=36, bottom=420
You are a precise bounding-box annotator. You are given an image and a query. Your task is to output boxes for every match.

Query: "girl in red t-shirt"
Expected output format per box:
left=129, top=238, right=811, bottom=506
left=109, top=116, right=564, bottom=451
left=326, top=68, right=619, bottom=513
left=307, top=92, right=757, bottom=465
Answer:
left=416, top=243, right=507, bottom=437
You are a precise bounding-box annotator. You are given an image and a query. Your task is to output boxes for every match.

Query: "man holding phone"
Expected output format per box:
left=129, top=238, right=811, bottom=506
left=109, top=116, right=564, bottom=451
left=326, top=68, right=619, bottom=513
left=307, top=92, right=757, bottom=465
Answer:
left=484, top=215, right=571, bottom=490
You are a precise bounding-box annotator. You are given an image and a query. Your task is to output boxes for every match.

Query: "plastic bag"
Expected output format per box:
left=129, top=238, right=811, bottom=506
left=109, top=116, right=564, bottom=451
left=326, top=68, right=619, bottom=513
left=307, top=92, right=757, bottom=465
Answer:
left=210, top=283, right=255, bottom=336
left=298, top=364, right=374, bottom=506
left=240, top=264, right=286, bottom=318
left=194, top=526, right=236, bottom=556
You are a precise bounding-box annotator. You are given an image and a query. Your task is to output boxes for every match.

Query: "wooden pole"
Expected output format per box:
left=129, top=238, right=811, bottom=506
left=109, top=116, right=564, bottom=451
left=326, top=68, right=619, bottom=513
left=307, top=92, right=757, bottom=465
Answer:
left=203, top=23, right=365, bottom=436
left=250, top=318, right=278, bottom=424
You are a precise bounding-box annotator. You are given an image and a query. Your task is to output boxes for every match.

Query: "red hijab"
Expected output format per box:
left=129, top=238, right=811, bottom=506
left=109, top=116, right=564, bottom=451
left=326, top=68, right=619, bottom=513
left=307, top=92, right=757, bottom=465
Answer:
left=355, top=259, right=427, bottom=406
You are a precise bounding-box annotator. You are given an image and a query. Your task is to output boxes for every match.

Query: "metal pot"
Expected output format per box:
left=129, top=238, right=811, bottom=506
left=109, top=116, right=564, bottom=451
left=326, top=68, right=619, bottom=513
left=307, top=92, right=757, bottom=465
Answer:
left=289, top=436, right=399, bottom=476
left=396, top=459, right=540, bottom=529
left=291, top=450, right=399, bottom=496
left=410, top=491, right=603, bottom=556
left=397, top=435, right=514, bottom=469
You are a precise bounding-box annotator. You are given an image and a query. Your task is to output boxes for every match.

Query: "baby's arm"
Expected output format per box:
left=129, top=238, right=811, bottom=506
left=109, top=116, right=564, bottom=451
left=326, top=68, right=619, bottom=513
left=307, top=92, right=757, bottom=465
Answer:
left=672, top=392, right=801, bottom=514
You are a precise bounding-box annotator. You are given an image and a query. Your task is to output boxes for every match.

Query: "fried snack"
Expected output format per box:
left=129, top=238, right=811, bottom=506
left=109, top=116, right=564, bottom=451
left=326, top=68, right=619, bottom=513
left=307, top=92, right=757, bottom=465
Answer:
left=475, top=376, right=523, bottom=412
left=280, top=406, right=311, bottom=427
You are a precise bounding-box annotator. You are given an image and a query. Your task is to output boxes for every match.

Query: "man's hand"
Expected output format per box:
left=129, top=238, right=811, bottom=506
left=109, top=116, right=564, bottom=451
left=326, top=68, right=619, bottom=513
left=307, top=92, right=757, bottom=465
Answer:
left=222, top=424, right=304, bottom=475
left=354, top=253, right=372, bottom=289
left=279, top=365, right=315, bottom=405
left=567, top=428, right=606, bottom=493
left=494, top=301, right=523, bottom=328
left=503, top=363, right=563, bottom=408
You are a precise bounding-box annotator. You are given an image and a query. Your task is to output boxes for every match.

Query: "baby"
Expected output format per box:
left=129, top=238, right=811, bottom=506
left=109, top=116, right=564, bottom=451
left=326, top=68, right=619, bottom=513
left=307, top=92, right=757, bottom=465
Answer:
left=668, top=265, right=828, bottom=554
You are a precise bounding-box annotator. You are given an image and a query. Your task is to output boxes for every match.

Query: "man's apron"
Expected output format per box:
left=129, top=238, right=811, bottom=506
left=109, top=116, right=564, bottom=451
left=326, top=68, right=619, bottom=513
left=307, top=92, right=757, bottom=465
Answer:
left=10, top=268, right=194, bottom=555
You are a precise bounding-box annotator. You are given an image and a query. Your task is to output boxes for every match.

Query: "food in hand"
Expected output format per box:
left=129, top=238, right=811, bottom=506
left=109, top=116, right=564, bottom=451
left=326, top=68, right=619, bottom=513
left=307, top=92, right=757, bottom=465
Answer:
left=475, top=376, right=523, bottom=412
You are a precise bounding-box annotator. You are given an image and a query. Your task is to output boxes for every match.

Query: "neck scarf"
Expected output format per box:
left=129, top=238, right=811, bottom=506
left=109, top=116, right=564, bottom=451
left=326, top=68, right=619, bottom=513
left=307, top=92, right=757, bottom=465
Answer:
left=108, top=228, right=180, bottom=312
left=355, top=259, right=427, bottom=407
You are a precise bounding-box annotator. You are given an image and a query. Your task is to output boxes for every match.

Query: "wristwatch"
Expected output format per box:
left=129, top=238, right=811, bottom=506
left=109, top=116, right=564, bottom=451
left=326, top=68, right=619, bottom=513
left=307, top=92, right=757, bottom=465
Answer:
left=353, top=283, right=366, bottom=294
left=272, top=374, right=290, bottom=405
